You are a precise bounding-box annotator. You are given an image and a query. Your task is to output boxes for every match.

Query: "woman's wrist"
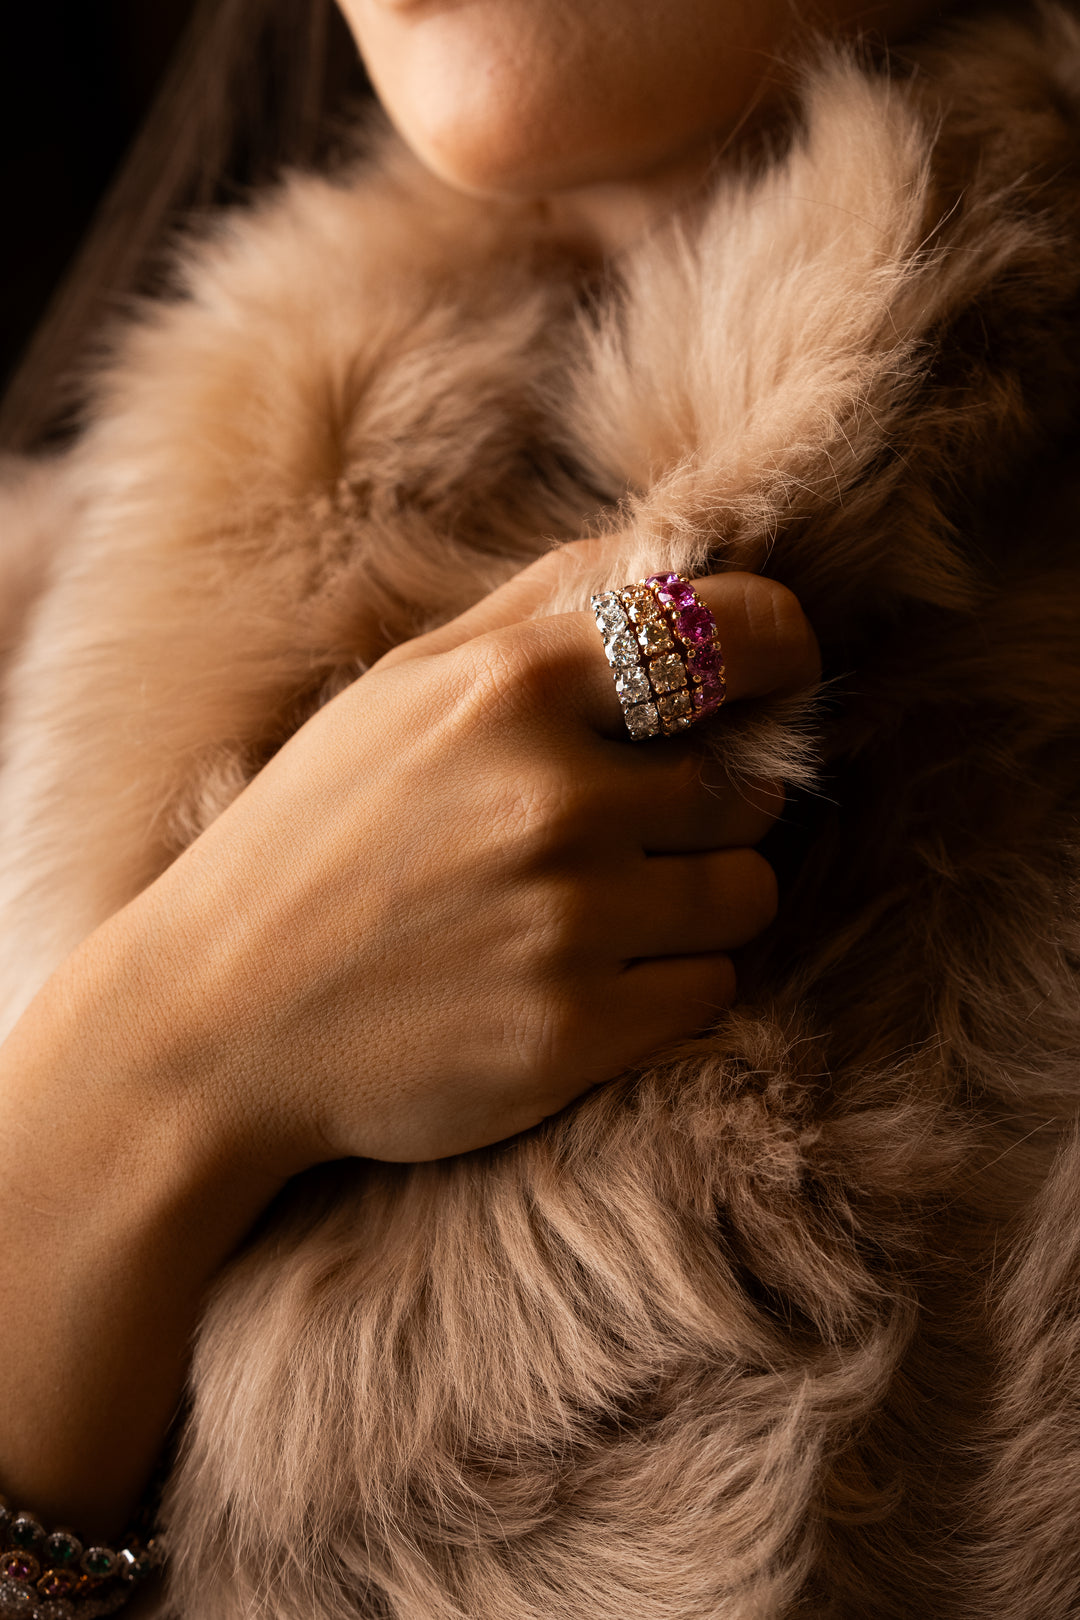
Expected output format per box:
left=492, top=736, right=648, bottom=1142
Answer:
left=0, top=910, right=290, bottom=1535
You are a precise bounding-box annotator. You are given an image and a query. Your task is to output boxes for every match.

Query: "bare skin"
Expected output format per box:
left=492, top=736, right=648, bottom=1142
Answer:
left=341, top=0, right=947, bottom=247
left=0, top=558, right=816, bottom=1530
left=0, top=0, right=942, bottom=1544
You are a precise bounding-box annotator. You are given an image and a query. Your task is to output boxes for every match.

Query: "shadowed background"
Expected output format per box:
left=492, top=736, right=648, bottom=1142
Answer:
left=1, top=0, right=370, bottom=451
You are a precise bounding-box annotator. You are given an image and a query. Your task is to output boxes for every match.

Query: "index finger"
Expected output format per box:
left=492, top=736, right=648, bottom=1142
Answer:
left=374, top=536, right=634, bottom=671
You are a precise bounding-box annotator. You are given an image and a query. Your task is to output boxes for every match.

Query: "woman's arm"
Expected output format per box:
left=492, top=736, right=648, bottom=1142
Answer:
left=0, top=555, right=818, bottom=1538
left=0, top=930, right=286, bottom=1536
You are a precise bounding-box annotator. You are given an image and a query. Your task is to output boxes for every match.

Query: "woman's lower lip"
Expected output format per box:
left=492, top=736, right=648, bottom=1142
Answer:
left=365, top=0, right=467, bottom=12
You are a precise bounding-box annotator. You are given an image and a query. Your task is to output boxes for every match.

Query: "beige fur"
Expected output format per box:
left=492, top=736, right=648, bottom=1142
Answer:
left=3, top=5, right=1080, bottom=1614
left=0, top=456, right=75, bottom=698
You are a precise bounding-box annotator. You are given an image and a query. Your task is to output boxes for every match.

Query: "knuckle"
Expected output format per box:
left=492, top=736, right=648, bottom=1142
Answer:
left=542, top=985, right=590, bottom=1055
left=672, top=954, right=737, bottom=1024
left=525, top=999, right=602, bottom=1107
left=459, top=625, right=548, bottom=722
left=671, top=745, right=709, bottom=797
left=517, top=779, right=594, bottom=863
left=522, top=537, right=610, bottom=592
left=654, top=743, right=711, bottom=810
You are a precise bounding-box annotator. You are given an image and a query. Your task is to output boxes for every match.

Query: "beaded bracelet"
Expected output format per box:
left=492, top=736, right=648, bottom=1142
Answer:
left=0, top=1497, right=161, bottom=1620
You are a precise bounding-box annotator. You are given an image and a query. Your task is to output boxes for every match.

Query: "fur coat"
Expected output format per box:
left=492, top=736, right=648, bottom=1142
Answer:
left=3, top=4, right=1080, bottom=1615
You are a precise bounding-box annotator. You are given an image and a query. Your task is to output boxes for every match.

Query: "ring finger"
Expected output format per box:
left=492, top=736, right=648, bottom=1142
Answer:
left=494, top=569, right=821, bottom=744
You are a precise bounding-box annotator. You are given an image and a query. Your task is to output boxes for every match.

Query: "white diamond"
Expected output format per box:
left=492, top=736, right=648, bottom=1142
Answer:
left=0, top=1583, right=33, bottom=1620
left=591, top=593, right=627, bottom=635
left=605, top=629, right=639, bottom=666
left=625, top=701, right=660, bottom=739
left=615, top=666, right=650, bottom=704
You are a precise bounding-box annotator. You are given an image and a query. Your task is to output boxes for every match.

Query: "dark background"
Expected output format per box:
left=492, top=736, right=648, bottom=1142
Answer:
left=1, top=1, right=199, bottom=397
left=1, top=0, right=371, bottom=448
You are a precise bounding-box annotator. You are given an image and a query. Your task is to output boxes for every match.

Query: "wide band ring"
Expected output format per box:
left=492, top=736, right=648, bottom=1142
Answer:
left=590, top=572, right=727, bottom=741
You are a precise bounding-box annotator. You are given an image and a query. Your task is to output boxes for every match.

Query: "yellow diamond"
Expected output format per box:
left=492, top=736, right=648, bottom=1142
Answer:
left=626, top=590, right=660, bottom=624
left=638, top=620, right=673, bottom=655
left=649, top=653, right=687, bottom=694
left=657, top=688, right=692, bottom=721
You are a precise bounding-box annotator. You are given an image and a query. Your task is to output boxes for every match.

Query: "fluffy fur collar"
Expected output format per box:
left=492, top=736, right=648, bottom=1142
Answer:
left=3, top=5, right=1080, bottom=1615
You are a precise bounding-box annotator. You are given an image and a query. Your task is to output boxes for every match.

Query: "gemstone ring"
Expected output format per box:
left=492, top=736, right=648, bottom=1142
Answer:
left=590, top=572, right=727, bottom=740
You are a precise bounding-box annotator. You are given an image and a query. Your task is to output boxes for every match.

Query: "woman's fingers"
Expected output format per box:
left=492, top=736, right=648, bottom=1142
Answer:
left=612, top=846, right=779, bottom=960
left=609, top=952, right=738, bottom=1057
left=492, top=570, right=820, bottom=742
left=630, top=759, right=784, bottom=852
left=707, top=571, right=821, bottom=702
left=374, top=537, right=633, bottom=668
left=376, top=552, right=821, bottom=719
left=571, top=848, right=777, bottom=1072
left=605, top=570, right=819, bottom=709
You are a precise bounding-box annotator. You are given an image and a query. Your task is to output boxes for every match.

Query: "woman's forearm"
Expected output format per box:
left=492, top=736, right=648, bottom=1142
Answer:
left=0, top=913, right=286, bottom=1538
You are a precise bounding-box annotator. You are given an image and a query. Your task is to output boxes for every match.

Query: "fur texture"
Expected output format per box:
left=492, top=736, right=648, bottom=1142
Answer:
left=4, top=5, right=1080, bottom=1615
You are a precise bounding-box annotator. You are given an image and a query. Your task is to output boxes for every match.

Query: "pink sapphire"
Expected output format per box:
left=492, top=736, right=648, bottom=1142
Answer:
left=659, top=581, right=698, bottom=611
left=692, top=672, right=725, bottom=705
left=645, top=572, right=699, bottom=610
left=688, top=646, right=721, bottom=677
left=676, top=611, right=714, bottom=648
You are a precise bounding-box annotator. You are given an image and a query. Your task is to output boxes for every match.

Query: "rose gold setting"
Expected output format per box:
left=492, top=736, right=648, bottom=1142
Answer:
left=592, top=572, right=726, bottom=741
left=642, top=572, right=726, bottom=727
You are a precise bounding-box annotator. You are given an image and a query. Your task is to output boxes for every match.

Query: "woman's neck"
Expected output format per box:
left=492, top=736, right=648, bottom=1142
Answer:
left=536, top=0, right=950, bottom=257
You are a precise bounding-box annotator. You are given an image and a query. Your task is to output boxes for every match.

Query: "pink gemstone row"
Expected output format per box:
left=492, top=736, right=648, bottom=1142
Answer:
left=643, top=573, right=727, bottom=715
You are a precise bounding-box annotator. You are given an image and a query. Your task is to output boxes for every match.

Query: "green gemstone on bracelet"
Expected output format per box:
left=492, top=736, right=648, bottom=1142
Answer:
left=81, top=1548, right=118, bottom=1579
left=43, top=1534, right=81, bottom=1569
left=8, top=1520, right=41, bottom=1551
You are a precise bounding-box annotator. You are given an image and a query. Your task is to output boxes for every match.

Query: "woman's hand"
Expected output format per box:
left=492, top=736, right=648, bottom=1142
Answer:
left=97, top=544, right=820, bottom=1173
left=0, top=542, right=817, bottom=1530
